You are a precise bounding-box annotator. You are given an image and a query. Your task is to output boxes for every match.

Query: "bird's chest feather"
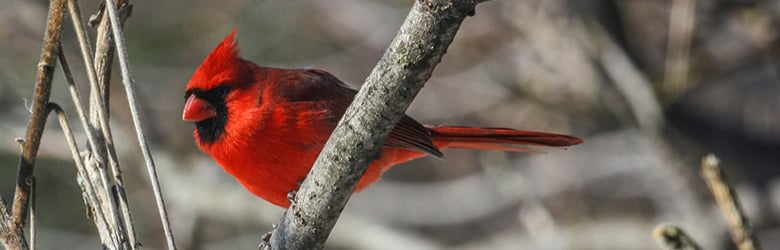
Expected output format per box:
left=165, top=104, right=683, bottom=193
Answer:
left=204, top=101, right=337, bottom=205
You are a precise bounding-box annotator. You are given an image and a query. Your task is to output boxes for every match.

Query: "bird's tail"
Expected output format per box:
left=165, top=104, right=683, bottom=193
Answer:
left=429, top=126, right=583, bottom=152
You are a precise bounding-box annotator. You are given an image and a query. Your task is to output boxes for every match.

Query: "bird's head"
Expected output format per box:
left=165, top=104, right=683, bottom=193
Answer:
left=183, top=29, right=254, bottom=145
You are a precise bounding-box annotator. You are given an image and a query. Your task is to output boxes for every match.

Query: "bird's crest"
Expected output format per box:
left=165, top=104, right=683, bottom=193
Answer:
left=207, top=28, right=239, bottom=67
left=188, top=28, right=248, bottom=91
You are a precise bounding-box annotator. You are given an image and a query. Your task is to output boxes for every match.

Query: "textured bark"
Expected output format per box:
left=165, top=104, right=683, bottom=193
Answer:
left=269, top=0, right=489, bottom=249
left=9, top=0, right=68, bottom=242
left=701, top=154, right=761, bottom=250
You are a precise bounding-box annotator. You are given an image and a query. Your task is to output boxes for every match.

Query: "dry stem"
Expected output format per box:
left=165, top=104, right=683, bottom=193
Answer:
left=701, top=154, right=761, bottom=250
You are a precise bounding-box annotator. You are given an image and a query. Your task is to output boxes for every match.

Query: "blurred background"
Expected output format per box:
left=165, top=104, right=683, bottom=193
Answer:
left=2, top=0, right=780, bottom=249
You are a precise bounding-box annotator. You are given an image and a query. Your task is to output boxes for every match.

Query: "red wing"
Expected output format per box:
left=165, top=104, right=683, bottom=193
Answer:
left=295, top=69, right=442, bottom=157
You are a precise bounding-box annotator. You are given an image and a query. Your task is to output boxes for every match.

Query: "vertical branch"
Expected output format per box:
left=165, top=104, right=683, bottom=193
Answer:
left=5, top=0, right=147, bottom=249
left=91, top=1, right=120, bottom=124
left=47, top=100, right=122, bottom=249
left=103, top=0, right=177, bottom=248
left=66, top=0, right=138, bottom=247
left=57, top=44, right=124, bottom=249
left=269, top=0, right=488, bottom=249
left=701, top=154, right=761, bottom=250
left=27, top=177, right=36, bottom=250
left=66, top=0, right=103, bottom=162
left=65, top=0, right=126, bottom=246
left=93, top=4, right=140, bottom=242
left=662, top=0, right=696, bottom=101
left=1, top=198, right=27, bottom=250
left=65, top=0, right=122, bottom=231
left=12, top=0, right=68, bottom=233
left=585, top=21, right=664, bottom=132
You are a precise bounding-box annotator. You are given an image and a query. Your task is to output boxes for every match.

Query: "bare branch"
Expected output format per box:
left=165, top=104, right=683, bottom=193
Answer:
left=27, top=177, right=36, bottom=250
left=269, top=0, right=488, bottom=249
left=585, top=21, right=664, bottom=132
left=103, top=0, right=177, bottom=248
left=662, top=0, right=697, bottom=101
left=701, top=154, right=761, bottom=250
left=57, top=43, right=127, bottom=249
left=65, top=0, right=139, bottom=247
left=5, top=0, right=157, bottom=248
left=89, top=7, right=139, bottom=245
left=1, top=197, right=27, bottom=250
left=12, top=0, right=68, bottom=234
left=653, top=223, right=702, bottom=250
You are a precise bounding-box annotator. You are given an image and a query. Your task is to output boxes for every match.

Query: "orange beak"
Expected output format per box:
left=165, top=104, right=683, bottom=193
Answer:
left=183, top=95, right=217, bottom=122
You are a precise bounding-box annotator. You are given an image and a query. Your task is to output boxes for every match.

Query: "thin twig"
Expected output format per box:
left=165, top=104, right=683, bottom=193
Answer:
left=701, top=154, right=761, bottom=250
left=269, top=1, right=488, bottom=249
left=92, top=1, right=131, bottom=102
left=68, top=7, right=129, bottom=244
left=653, top=222, right=702, bottom=250
left=662, top=0, right=697, bottom=102
left=583, top=20, right=664, bottom=132
left=46, top=102, right=121, bottom=249
left=103, top=0, right=177, bottom=248
left=50, top=101, right=122, bottom=249
left=1, top=197, right=27, bottom=249
left=91, top=11, right=113, bottom=129
left=66, top=0, right=106, bottom=164
left=27, top=177, right=36, bottom=250
left=12, top=0, right=68, bottom=234
left=90, top=5, right=137, bottom=247
left=57, top=44, right=124, bottom=249
left=65, top=0, right=138, bottom=247
left=66, top=0, right=129, bottom=183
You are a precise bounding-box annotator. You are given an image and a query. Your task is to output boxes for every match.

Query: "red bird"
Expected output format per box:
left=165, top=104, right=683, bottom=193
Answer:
left=183, top=30, right=583, bottom=208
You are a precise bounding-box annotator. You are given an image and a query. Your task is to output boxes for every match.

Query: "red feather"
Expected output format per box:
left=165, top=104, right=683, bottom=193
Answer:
left=184, top=30, right=583, bottom=207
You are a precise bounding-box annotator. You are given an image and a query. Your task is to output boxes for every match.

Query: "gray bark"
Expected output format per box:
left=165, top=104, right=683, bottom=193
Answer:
left=269, top=0, right=489, bottom=249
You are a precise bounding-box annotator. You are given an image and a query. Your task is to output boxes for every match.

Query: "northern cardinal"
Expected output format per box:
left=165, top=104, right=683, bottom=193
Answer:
left=183, top=30, right=583, bottom=208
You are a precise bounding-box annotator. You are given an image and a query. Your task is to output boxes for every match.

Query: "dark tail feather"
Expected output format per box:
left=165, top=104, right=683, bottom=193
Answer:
left=429, top=126, right=583, bottom=152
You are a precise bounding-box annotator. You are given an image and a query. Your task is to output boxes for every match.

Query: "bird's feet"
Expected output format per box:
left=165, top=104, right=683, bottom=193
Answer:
left=286, top=179, right=304, bottom=206
left=257, top=224, right=276, bottom=250
left=287, top=190, right=298, bottom=206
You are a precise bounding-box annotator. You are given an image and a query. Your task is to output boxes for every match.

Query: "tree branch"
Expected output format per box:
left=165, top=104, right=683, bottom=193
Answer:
left=653, top=223, right=702, bottom=250
left=4, top=0, right=165, bottom=249
left=701, top=154, right=761, bottom=250
left=103, top=0, right=177, bottom=248
left=58, top=43, right=128, bottom=249
left=1, top=197, right=27, bottom=250
left=269, top=0, right=488, bottom=249
left=11, top=0, right=68, bottom=235
left=662, top=0, right=696, bottom=102
left=65, top=0, right=139, bottom=247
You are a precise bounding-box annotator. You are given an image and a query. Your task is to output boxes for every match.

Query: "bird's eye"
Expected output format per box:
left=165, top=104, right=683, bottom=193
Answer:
left=208, top=85, right=232, bottom=100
